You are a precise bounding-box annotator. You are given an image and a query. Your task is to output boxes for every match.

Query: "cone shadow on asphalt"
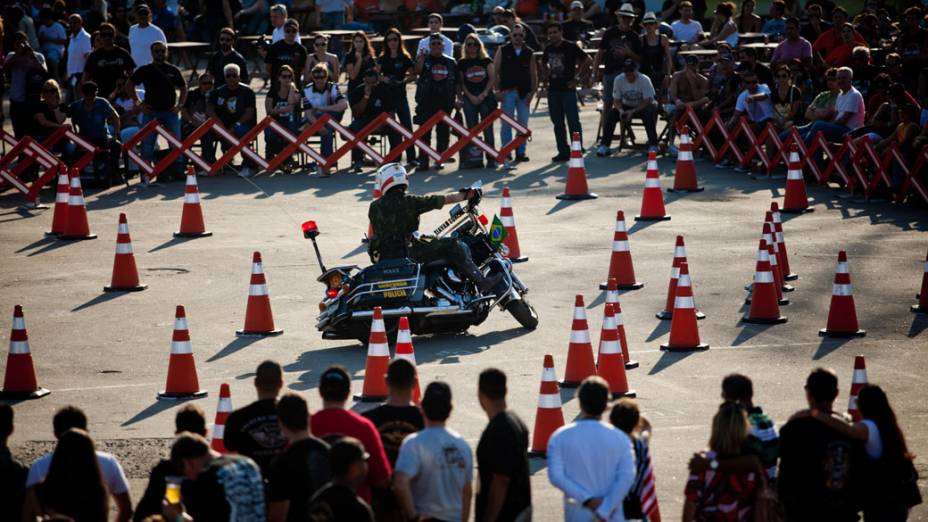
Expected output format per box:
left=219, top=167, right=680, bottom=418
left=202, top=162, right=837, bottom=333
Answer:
left=907, top=314, right=927, bottom=338
left=122, top=399, right=182, bottom=426
left=148, top=236, right=199, bottom=253
left=71, top=291, right=127, bottom=312
left=648, top=349, right=698, bottom=375
left=283, top=344, right=367, bottom=391
left=546, top=198, right=582, bottom=215
left=587, top=290, right=607, bottom=308
left=812, top=336, right=853, bottom=361
left=731, top=322, right=777, bottom=346
left=20, top=237, right=74, bottom=257
left=0, top=206, right=39, bottom=224
left=207, top=337, right=263, bottom=362
left=644, top=320, right=671, bottom=342
left=627, top=218, right=661, bottom=235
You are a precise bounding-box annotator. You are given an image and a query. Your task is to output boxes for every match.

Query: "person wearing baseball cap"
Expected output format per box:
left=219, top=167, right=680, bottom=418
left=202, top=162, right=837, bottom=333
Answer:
left=562, top=1, right=595, bottom=42
left=597, top=58, right=659, bottom=156
left=592, top=2, right=642, bottom=134
left=306, top=437, right=375, bottom=521
left=542, top=21, right=592, bottom=161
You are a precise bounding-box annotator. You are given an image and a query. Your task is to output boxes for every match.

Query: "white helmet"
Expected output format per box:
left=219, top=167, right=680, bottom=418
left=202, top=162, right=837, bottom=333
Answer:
left=376, top=163, right=408, bottom=194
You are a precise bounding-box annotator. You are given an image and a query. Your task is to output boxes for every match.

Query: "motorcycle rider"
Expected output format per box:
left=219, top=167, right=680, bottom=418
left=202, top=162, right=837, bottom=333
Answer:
left=369, top=163, right=503, bottom=293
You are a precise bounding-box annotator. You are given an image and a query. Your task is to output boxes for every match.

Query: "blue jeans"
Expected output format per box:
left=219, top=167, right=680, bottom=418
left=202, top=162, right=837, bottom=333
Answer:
left=602, top=72, right=618, bottom=109
left=548, top=89, right=582, bottom=157
left=501, top=89, right=529, bottom=157
left=217, top=121, right=256, bottom=168
left=265, top=117, right=299, bottom=159
left=141, top=110, right=182, bottom=167
left=790, top=120, right=851, bottom=146
left=463, top=95, right=496, bottom=160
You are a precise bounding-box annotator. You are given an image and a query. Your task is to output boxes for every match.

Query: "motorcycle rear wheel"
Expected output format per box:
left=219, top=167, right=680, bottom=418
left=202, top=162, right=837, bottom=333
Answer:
left=506, top=299, right=539, bottom=330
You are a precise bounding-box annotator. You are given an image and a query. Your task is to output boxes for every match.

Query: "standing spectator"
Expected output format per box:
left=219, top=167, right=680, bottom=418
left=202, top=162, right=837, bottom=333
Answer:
left=670, top=1, right=704, bottom=44
left=318, top=0, right=352, bottom=30
left=722, top=70, right=774, bottom=170
left=702, top=2, right=739, bottom=48
left=594, top=4, right=641, bottom=129
left=562, top=1, right=595, bottom=42
left=735, top=0, right=762, bottom=34
left=268, top=393, right=331, bottom=522
left=800, top=4, right=830, bottom=44
left=24, top=406, right=132, bottom=522
left=306, top=34, right=341, bottom=80
left=542, top=22, right=591, bottom=162
left=82, top=23, right=135, bottom=102
left=0, top=404, right=27, bottom=522
left=164, top=432, right=266, bottom=522
left=208, top=63, right=258, bottom=176
left=771, top=17, right=812, bottom=71
left=348, top=68, right=398, bottom=171
left=459, top=34, right=498, bottom=168
left=201, top=0, right=235, bottom=54
left=302, top=63, right=348, bottom=176
left=770, top=65, right=802, bottom=129
left=598, top=59, right=659, bottom=155
left=310, top=365, right=392, bottom=504
left=761, top=0, right=787, bottom=40
left=3, top=31, right=48, bottom=138
left=721, top=374, right=779, bottom=481
left=493, top=23, right=537, bottom=167
left=609, top=399, right=658, bottom=522
left=128, top=4, right=166, bottom=67
left=235, top=0, right=270, bottom=36
left=792, top=66, right=864, bottom=145
left=68, top=81, right=123, bottom=183
left=266, top=19, right=307, bottom=89
left=269, top=4, right=288, bottom=43
left=182, top=72, right=217, bottom=167
left=378, top=27, right=417, bottom=166
left=498, top=9, right=541, bottom=54
left=414, top=34, right=458, bottom=171
left=65, top=14, right=92, bottom=102
left=639, top=12, right=672, bottom=97
left=475, top=368, right=531, bottom=522
left=362, top=359, right=425, bottom=466
left=812, top=7, right=865, bottom=63
left=223, top=360, right=287, bottom=476
left=778, top=368, right=861, bottom=521
left=547, top=376, right=636, bottom=522
left=207, top=28, right=250, bottom=86
left=415, top=14, right=454, bottom=58
left=151, top=0, right=180, bottom=40
left=307, top=437, right=375, bottom=522
left=710, top=52, right=740, bottom=119
left=343, top=31, right=377, bottom=96
left=36, top=8, right=65, bottom=79
left=130, top=41, right=187, bottom=175
left=132, top=404, right=208, bottom=522
left=394, top=381, right=474, bottom=522
left=682, top=402, right=761, bottom=521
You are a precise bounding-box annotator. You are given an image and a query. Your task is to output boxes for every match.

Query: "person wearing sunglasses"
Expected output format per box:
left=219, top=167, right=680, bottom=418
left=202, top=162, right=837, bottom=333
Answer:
left=265, top=65, right=302, bottom=172
left=378, top=27, right=417, bottom=167
left=493, top=23, right=537, bottom=168
left=343, top=31, right=377, bottom=96
left=348, top=68, right=399, bottom=172
left=302, top=63, right=348, bottom=176
left=770, top=65, right=801, bottom=130
left=208, top=63, right=258, bottom=177
left=721, top=69, right=775, bottom=172
left=414, top=34, right=459, bottom=171
left=541, top=21, right=591, bottom=162
left=206, top=27, right=250, bottom=87
left=458, top=34, right=498, bottom=168
left=32, top=79, right=69, bottom=145
left=82, top=22, right=135, bottom=107
left=267, top=18, right=308, bottom=90
left=182, top=72, right=218, bottom=166
left=305, top=34, right=340, bottom=82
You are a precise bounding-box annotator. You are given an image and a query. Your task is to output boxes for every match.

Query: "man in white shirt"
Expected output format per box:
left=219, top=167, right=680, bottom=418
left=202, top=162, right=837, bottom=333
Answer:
left=548, top=376, right=636, bottom=522
left=270, top=4, right=288, bottom=43
left=25, top=406, right=133, bottom=522
left=129, top=4, right=167, bottom=67
left=66, top=14, right=92, bottom=101
left=670, top=1, right=703, bottom=44
left=794, top=66, right=864, bottom=144
left=416, top=13, right=455, bottom=58
left=598, top=59, right=659, bottom=155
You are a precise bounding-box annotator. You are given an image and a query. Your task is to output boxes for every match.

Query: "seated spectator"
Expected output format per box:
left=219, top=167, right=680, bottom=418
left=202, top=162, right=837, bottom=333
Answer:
left=683, top=402, right=761, bottom=521
left=735, top=0, right=762, bottom=34
left=394, top=381, right=474, bottom=522
left=824, top=23, right=861, bottom=67
left=0, top=404, right=27, bottom=522
left=207, top=63, right=258, bottom=177
left=302, top=63, right=348, bottom=176
left=737, top=46, right=773, bottom=88
left=848, top=46, right=875, bottom=95
left=264, top=65, right=302, bottom=172
left=32, top=79, right=68, bottom=143
left=68, top=81, right=124, bottom=184
left=310, top=366, right=392, bottom=504
left=562, top=1, right=595, bottom=42
left=609, top=399, right=657, bottom=522
left=895, top=7, right=928, bottom=63
left=771, top=17, right=812, bottom=72
left=267, top=19, right=308, bottom=89
left=182, top=73, right=217, bottom=166
left=223, top=360, right=287, bottom=477
left=348, top=68, right=399, bottom=171
left=36, top=8, right=66, bottom=78
left=720, top=70, right=774, bottom=169
left=267, top=393, right=331, bottom=522
left=667, top=54, right=711, bottom=152
left=23, top=406, right=132, bottom=522
left=865, top=104, right=920, bottom=189
left=854, top=13, right=881, bottom=48
left=598, top=59, right=659, bottom=155
left=307, top=437, right=375, bottom=522
left=108, top=76, right=143, bottom=177
left=206, top=28, right=250, bottom=86
left=761, top=0, right=787, bottom=39
left=710, top=52, right=740, bottom=119
left=771, top=65, right=802, bottom=129
left=671, top=1, right=704, bottom=44
left=415, top=14, right=455, bottom=58
left=458, top=34, right=498, bottom=168
left=305, top=34, right=341, bottom=81
left=702, top=2, right=738, bottom=48
left=792, top=66, right=864, bottom=145
left=133, top=404, right=208, bottom=522
left=866, top=74, right=893, bottom=112
left=164, top=432, right=266, bottom=522
left=803, top=67, right=839, bottom=126
left=800, top=3, right=831, bottom=43
left=813, top=7, right=865, bottom=64
left=778, top=368, right=862, bottom=521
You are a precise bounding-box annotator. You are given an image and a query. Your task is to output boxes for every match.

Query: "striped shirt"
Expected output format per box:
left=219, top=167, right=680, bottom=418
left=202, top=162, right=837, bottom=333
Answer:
left=744, top=406, right=779, bottom=480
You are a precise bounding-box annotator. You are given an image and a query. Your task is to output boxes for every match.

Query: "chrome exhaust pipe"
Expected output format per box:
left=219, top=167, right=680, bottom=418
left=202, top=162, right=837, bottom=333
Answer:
left=350, top=305, right=469, bottom=318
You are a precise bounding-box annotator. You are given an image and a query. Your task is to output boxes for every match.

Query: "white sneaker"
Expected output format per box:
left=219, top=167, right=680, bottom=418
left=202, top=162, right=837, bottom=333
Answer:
left=596, top=145, right=611, bottom=157
left=238, top=167, right=253, bottom=178
left=504, top=160, right=516, bottom=170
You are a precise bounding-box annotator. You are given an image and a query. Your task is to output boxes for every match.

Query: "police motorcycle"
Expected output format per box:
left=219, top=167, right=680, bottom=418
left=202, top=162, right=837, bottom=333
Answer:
left=304, top=176, right=538, bottom=345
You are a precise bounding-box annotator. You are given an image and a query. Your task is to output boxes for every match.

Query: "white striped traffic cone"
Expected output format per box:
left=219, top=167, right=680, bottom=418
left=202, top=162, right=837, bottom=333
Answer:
left=604, top=278, right=638, bottom=369
left=211, top=383, right=233, bottom=453
left=596, top=303, right=636, bottom=398
left=355, top=306, right=390, bottom=402
left=0, top=305, right=50, bottom=399
left=847, top=355, right=867, bottom=421
left=500, top=187, right=527, bottom=262
left=175, top=167, right=212, bottom=237
left=529, top=354, right=565, bottom=457
left=600, top=211, right=643, bottom=290
left=561, top=295, right=597, bottom=388
left=770, top=202, right=797, bottom=280
left=819, top=251, right=866, bottom=337
left=236, top=252, right=283, bottom=336
left=393, top=316, right=421, bottom=404
left=59, top=170, right=96, bottom=240
left=158, top=305, right=208, bottom=400
left=104, top=213, right=147, bottom=292
left=45, top=165, right=70, bottom=236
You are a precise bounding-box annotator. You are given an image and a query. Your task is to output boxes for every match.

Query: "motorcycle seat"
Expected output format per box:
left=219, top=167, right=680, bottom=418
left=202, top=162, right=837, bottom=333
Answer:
left=422, top=260, right=450, bottom=269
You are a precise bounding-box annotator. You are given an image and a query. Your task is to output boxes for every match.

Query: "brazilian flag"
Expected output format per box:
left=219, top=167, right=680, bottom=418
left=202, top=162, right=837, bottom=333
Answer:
left=489, top=215, right=508, bottom=246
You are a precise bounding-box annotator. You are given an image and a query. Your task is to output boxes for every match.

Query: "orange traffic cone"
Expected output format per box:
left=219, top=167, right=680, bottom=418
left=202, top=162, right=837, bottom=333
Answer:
left=560, top=295, right=597, bottom=388
left=59, top=170, right=97, bottom=240
left=236, top=252, right=283, bottom=337
left=770, top=202, right=797, bottom=280
left=847, top=355, right=868, bottom=421
left=764, top=213, right=794, bottom=294
left=635, top=151, right=671, bottom=221
left=45, top=165, right=70, bottom=236
left=211, top=383, right=233, bottom=453
left=913, top=249, right=928, bottom=314
left=668, top=125, right=703, bottom=192
left=597, top=303, right=636, bottom=398
left=820, top=251, right=866, bottom=337
left=104, top=213, right=147, bottom=292
left=393, top=316, right=421, bottom=404
left=742, top=239, right=787, bottom=324
left=781, top=143, right=813, bottom=213
left=657, top=236, right=705, bottom=320
left=600, top=211, right=643, bottom=290
left=500, top=187, right=527, bottom=262
left=557, top=132, right=597, bottom=200
left=0, top=305, right=50, bottom=399
left=660, top=263, right=709, bottom=351
left=529, top=354, right=566, bottom=457
left=604, top=278, right=638, bottom=369
left=174, top=167, right=212, bottom=238
left=158, top=305, right=208, bottom=400
left=745, top=223, right=790, bottom=303
left=355, top=306, right=390, bottom=402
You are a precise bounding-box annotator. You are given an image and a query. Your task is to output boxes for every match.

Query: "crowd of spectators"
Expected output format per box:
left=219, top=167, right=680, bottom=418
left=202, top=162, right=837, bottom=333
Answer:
left=1, top=361, right=921, bottom=522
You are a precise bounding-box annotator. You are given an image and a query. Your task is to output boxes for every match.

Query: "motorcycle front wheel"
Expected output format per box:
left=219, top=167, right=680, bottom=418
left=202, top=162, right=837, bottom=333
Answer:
left=506, top=299, right=539, bottom=330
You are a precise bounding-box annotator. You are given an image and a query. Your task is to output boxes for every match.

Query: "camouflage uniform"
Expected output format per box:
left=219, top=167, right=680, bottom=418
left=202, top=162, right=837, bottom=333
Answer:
left=368, top=189, right=473, bottom=266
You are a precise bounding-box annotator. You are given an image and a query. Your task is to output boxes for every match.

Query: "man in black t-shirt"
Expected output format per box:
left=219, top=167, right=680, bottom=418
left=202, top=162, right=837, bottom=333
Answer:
left=206, top=28, right=250, bottom=85
left=542, top=22, right=591, bottom=160
left=267, top=394, right=330, bottom=522
left=222, top=361, right=286, bottom=476
left=130, top=41, right=187, bottom=171
left=307, top=437, right=375, bottom=522
left=266, top=19, right=307, bottom=89
left=593, top=7, right=642, bottom=120
left=778, top=368, right=862, bottom=522
left=182, top=73, right=217, bottom=164
left=207, top=63, right=258, bottom=176
left=563, top=1, right=595, bottom=42
left=475, top=369, right=531, bottom=522
left=0, top=405, right=27, bottom=522
left=414, top=34, right=458, bottom=171
left=82, top=22, right=135, bottom=99
left=348, top=68, right=398, bottom=171
left=362, top=359, right=424, bottom=466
